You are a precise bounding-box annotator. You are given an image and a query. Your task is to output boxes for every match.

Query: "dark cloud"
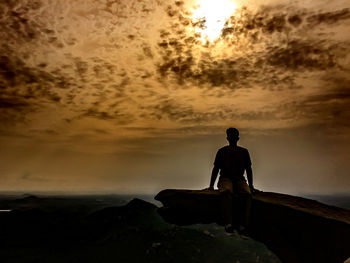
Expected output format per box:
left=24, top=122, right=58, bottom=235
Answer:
left=140, top=96, right=278, bottom=125
left=221, top=7, right=350, bottom=39
left=0, top=54, right=73, bottom=124
left=141, top=98, right=222, bottom=124
left=0, top=0, right=68, bottom=53
left=142, top=43, right=154, bottom=59
left=278, top=73, right=350, bottom=133
left=307, top=8, right=350, bottom=27
left=155, top=4, right=350, bottom=91
left=265, top=40, right=339, bottom=70
left=222, top=7, right=294, bottom=37
left=0, top=96, right=32, bottom=109
left=0, top=54, right=74, bottom=95
left=74, top=58, right=89, bottom=78
left=307, top=75, right=350, bottom=128
left=157, top=45, right=252, bottom=88
left=0, top=5, right=40, bottom=43
left=0, top=96, right=35, bottom=125
left=82, top=109, right=116, bottom=120
left=0, top=49, right=131, bottom=126
left=79, top=107, right=135, bottom=125
left=143, top=98, right=194, bottom=121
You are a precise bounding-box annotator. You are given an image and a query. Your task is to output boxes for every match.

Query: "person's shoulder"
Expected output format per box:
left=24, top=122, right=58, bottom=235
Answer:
left=216, top=145, right=229, bottom=155
left=218, top=145, right=230, bottom=151
left=237, top=146, right=249, bottom=152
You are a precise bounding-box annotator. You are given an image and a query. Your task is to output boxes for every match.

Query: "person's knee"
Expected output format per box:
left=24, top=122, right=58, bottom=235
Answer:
left=220, top=189, right=233, bottom=199
left=238, top=193, right=252, bottom=203
left=239, top=192, right=251, bottom=198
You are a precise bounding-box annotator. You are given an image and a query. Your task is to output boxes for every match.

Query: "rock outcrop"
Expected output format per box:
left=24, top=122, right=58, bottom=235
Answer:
left=155, top=189, right=350, bottom=263
left=0, top=197, right=281, bottom=263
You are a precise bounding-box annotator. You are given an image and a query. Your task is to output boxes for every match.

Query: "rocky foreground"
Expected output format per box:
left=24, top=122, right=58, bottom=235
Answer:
left=0, top=195, right=280, bottom=263
left=155, top=189, right=350, bottom=263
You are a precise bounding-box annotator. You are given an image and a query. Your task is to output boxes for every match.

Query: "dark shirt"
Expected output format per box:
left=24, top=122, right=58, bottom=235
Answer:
left=214, top=145, right=252, bottom=181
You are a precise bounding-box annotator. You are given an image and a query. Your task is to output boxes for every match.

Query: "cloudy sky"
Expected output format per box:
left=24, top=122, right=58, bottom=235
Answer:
left=1, top=0, right=349, bottom=194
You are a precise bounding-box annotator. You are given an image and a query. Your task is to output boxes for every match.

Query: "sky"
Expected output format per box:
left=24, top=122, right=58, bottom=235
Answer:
left=0, top=0, right=349, bottom=195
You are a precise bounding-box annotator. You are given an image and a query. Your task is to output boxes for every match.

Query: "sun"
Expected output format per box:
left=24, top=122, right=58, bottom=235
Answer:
left=191, top=0, right=237, bottom=42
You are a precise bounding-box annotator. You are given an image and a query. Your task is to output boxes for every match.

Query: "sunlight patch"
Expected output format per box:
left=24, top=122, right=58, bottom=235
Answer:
left=191, top=0, right=237, bottom=42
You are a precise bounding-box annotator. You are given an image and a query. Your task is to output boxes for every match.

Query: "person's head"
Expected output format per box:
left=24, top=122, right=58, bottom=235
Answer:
left=226, top=127, right=239, bottom=144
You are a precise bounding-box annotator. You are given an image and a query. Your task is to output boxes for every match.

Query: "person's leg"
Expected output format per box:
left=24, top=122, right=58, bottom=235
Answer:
left=217, top=178, right=234, bottom=227
left=238, top=193, right=252, bottom=229
left=236, top=179, right=252, bottom=230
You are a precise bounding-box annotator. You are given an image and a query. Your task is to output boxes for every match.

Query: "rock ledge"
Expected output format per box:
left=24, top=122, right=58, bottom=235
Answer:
left=155, top=189, right=350, bottom=263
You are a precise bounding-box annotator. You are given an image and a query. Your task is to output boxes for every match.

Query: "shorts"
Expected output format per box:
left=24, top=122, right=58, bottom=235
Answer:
left=218, top=177, right=251, bottom=195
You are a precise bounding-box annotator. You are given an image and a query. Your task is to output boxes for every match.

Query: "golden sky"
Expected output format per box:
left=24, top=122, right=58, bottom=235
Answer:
left=0, top=0, right=350, bottom=194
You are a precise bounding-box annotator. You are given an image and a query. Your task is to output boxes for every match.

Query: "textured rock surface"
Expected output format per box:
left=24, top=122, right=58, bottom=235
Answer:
left=0, top=196, right=281, bottom=263
left=155, top=189, right=350, bottom=263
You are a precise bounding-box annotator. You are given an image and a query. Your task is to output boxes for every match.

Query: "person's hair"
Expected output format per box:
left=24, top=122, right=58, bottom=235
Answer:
left=226, top=127, right=239, bottom=138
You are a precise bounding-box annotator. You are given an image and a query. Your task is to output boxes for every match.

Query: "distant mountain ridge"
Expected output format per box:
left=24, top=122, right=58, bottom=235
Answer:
left=303, top=194, right=350, bottom=210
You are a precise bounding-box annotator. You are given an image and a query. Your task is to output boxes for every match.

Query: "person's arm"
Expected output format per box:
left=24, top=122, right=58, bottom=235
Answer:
left=208, top=165, right=220, bottom=190
left=246, top=165, right=255, bottom=194
left=244, top=149, right=255, bottom=194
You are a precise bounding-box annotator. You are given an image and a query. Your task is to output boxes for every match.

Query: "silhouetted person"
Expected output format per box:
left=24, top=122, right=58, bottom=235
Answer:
left=207, top=128, right=255, bottom=234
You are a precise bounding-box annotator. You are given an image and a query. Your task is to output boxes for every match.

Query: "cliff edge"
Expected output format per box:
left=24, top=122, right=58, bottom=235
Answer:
left=155, top=189, right=350, bottom=263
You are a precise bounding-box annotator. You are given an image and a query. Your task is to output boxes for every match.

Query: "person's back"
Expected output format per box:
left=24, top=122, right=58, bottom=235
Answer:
left=214, top=145, right=251, bottom=182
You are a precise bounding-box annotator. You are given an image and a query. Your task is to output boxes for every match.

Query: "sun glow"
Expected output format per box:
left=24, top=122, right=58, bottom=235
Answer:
left=192, top=0, right=237, bottom=42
